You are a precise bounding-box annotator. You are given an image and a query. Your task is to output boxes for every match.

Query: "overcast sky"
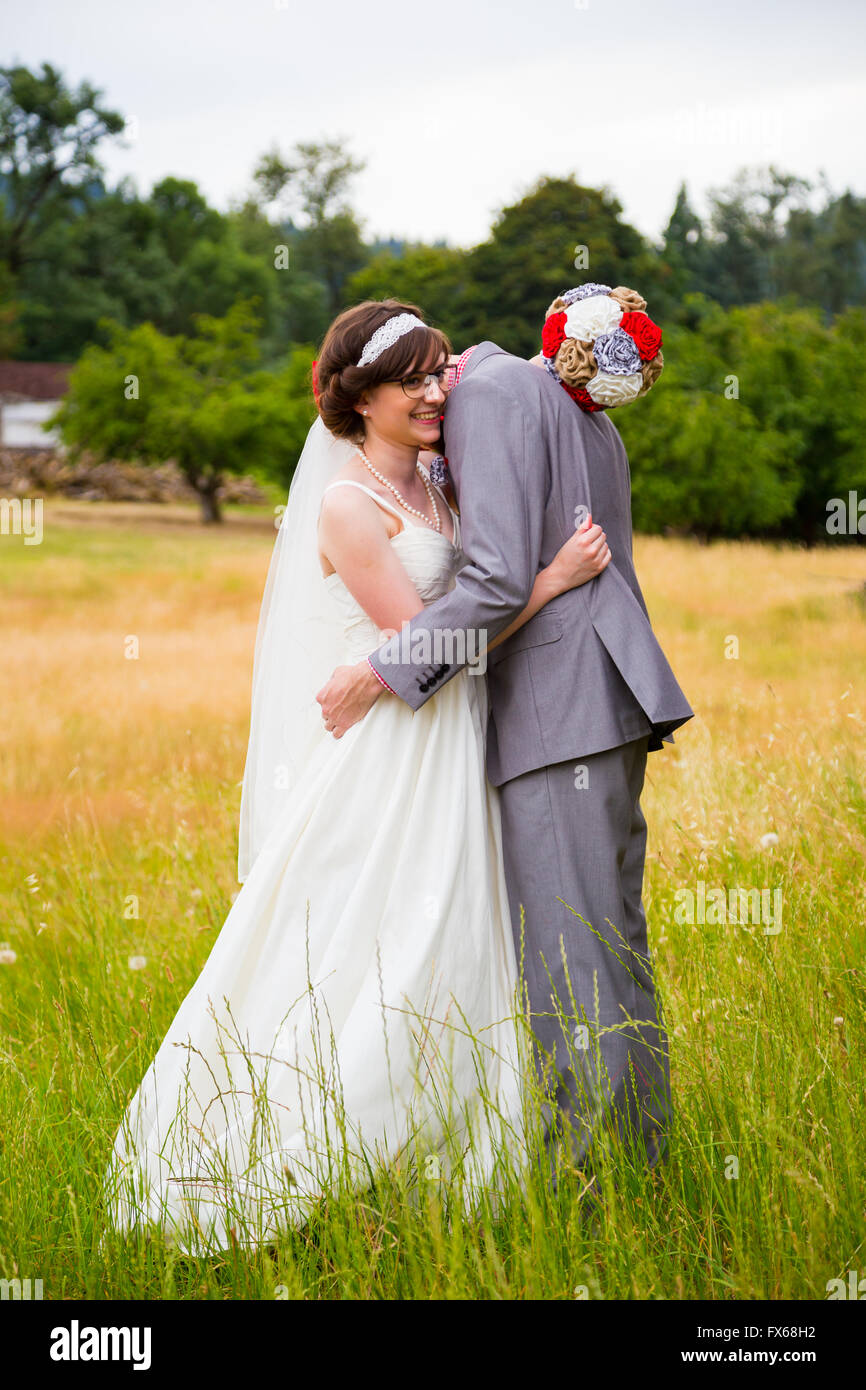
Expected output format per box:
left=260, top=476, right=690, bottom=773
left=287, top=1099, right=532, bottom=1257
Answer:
left=4, top=0, right=865, bottom=246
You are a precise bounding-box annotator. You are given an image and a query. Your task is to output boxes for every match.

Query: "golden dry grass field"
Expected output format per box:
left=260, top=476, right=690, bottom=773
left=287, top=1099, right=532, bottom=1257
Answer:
left=1, top=496, right=864, bottom=1300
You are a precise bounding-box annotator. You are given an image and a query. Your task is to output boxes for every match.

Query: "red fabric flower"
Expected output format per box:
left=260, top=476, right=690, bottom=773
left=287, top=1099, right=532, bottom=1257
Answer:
left=619, top=311, right=662, bottom=361
left=541, top=311, right=567, bottom=360
left=561, top=381, right=607, bottom=413
left=311, top=358, right=320, bottom=404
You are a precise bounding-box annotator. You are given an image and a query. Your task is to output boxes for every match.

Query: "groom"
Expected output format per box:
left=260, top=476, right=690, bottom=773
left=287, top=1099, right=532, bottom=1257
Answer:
left=317, top=336, right=693, bottom=1178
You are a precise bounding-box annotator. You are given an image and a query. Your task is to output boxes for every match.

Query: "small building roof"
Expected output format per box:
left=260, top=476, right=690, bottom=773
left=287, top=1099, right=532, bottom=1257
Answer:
left=0, top=361, right=73, bottom=403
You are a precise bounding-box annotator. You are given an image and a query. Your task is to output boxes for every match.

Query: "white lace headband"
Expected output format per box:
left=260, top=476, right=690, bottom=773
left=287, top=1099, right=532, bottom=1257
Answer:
left=356, top=313, right=426, bottom=367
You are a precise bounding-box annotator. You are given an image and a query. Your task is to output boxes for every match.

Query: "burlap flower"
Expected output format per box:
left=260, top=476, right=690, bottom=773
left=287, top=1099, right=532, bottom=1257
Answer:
left=609, top=285, right=647, bottom=314
left=555, top=336, right=597, bottom=390
left=638, top=350, right=664, bottom=396
left=545, top=295, right=569, bottom=318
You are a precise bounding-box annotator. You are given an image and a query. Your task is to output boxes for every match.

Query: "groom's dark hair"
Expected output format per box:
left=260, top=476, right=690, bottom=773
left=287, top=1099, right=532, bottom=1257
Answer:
left=316, top=299, right=451, bottom=441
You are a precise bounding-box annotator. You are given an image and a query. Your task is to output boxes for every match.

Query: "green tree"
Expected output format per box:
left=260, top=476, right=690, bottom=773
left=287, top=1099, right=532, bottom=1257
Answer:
left=700, top=166, right=812, bottom=307
left=802, top=305, right=866, bottom=540
left=346, top=243, right=469, bottom=341
left=50, top=301, right=315, bottom=523
left=254, top=139, right=362, bottom=226
left=137, top=177, right=276, bottom=338
left=227, top=196, right=328, bottom=357
left=0, top=260, right=21, bottom=354
left=777, top=187, right=866, bottom=318
left=617, top=296, right=863, bottom=543
left=661, top=183, right=714, bottom=309
left=253, top=138, right=369, bottom=319
left=259, top=345, right=319, bottom=490
left=659, top=170, right=866, bottom=321
left=453, top=176, right=665, bottom=357
left=617, top=300, right=798, bottom=539
left=161, top=233, right=275, bottom=338
left=0, top=62, right=124, bottom=276
left=11, top=179, right=178, bottom=358
left=11, top=172, right=276, bottom=358
left=146, top=177, right=225, bottom=262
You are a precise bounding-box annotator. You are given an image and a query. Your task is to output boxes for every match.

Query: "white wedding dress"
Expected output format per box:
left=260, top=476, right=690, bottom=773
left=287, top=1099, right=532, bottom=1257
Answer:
left=104, top=484, right=527, bottom=1253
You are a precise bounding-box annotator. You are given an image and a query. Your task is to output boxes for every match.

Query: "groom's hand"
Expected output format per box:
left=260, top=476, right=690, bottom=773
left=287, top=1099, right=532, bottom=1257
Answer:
left=316, top=659, right=384, bottom=738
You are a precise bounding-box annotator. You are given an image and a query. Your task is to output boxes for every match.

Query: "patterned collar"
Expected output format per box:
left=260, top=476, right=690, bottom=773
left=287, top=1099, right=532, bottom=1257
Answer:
left=448, top=344, right=478, bottom=390
left=427, top=346, right=479, bottom=489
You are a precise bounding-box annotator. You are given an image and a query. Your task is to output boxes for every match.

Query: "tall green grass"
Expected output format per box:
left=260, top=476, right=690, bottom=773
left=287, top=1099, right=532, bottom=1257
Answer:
left=1, top=503, right=864, bottom=1299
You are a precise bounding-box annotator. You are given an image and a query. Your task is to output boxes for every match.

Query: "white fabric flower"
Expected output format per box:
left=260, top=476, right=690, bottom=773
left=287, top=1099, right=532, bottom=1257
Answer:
left=127, top=955, right=147, bottom=970
left=586, top=370, right=643, bottom=406
left=0, top=943, right=17, bottom=964
left=563, top=295, right=622, bottom=344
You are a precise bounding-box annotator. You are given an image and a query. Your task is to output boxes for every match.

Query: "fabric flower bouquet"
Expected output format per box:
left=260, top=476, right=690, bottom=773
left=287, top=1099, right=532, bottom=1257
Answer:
left=541, top=282, right=664, bottom=412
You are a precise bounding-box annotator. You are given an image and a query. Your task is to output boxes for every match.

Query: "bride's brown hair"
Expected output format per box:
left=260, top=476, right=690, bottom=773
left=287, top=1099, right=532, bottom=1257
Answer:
left=316, top=300, right=451, bottom=440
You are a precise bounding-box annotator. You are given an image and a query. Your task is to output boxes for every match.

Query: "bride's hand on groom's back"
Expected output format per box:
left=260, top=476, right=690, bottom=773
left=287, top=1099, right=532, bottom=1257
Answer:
left=546, top=514, right=611, bottom=595
left=316, top=659, right=384, bottom=739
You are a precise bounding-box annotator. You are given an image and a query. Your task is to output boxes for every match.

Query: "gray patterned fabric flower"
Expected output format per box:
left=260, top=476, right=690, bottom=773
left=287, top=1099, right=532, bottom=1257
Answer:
left=560, top=283, right=613, bottom=305
left=592, top=327, right=642, bottom=376
left=428, top=455, right=448, bottom=486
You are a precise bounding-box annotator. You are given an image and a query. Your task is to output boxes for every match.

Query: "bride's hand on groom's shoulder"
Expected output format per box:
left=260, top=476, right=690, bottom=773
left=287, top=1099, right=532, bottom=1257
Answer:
left=316, top=659, right=384, bottom=738
left=546, top=514, right=611, bottom=596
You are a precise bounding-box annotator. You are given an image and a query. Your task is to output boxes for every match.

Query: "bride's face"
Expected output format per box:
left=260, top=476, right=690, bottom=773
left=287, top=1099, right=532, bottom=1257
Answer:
left=358, top=353, right=450, bottom=450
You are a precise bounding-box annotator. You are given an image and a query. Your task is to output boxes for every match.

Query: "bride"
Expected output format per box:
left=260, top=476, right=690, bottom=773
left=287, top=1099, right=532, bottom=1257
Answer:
left=103, top=299, right=611, bottom=1253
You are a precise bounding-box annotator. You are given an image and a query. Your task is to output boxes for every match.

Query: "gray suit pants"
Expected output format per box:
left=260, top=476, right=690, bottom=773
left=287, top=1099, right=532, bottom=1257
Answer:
left=497, top=736, right=671, bottom=1175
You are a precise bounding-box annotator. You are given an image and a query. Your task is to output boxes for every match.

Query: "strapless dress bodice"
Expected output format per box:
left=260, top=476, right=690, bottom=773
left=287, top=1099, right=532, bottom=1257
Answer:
left=323, top=522, right=464, bottom=661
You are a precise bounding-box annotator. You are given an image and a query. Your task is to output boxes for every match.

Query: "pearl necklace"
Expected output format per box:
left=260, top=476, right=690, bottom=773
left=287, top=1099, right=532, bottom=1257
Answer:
left=356, top=447, right=441, bottom=533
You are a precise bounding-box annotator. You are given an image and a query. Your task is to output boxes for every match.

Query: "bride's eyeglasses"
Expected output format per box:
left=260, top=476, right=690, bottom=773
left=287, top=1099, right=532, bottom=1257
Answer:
left=392, top=366, right=452, bottom=399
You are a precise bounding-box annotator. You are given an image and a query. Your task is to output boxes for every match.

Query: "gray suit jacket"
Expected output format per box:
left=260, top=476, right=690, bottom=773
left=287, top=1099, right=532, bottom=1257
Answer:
left=368, top=342, right=693, bottom=786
